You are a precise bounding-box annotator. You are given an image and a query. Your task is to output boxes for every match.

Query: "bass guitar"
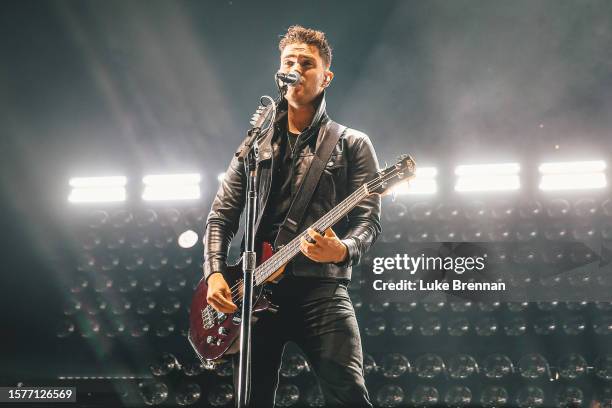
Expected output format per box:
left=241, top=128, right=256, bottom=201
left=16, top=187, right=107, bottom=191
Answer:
left=188, top=154, right=416, bottom=364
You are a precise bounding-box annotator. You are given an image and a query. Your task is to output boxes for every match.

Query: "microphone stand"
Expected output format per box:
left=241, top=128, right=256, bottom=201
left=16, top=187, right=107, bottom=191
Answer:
left=235, top=84, right=286, bottom=408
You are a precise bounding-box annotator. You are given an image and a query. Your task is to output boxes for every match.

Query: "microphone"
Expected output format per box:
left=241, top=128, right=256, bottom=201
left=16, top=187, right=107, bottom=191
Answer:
left=276, top=71, right=301, bottom=86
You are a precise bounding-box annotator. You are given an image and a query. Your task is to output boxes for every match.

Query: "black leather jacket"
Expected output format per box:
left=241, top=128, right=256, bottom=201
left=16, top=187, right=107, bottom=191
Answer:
left=203, top=92, right=381, bottom=282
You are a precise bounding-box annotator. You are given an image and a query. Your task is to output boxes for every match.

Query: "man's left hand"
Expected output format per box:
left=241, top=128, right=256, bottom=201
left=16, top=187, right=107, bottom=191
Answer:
left=300, top=227, right=348, bottom=264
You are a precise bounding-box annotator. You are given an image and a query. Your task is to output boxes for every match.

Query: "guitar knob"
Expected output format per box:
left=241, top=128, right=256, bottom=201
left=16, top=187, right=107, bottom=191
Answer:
left=218, top=327, right=229, bottom=336
left=217, top=313, right=227, bottom=323
left=206, top=335, right=217, bottom=344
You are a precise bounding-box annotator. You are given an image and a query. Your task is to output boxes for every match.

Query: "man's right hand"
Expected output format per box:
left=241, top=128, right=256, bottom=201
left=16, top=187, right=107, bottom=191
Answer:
left=206, top=273, right=238, bottom=313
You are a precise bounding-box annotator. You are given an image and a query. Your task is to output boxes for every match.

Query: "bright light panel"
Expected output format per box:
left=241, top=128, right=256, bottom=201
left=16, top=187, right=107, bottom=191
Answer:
left=392, top=167, right=438, bottom=195
left=69, top=176, right=127, bottom=187
left=455, top=162, right=520, bottom=193
left=539, top=160, right=607, bottom=191
left=68, top=176, right=127, bottom=203
left=455, top=163, right=520, bottom=176
left=456, top=175, right=521, bottom=192
left=142, top=173, right=201, bottom=201
left=178, top=230, right=199, bottom=249
left=539, top=160, right=606, bottom=174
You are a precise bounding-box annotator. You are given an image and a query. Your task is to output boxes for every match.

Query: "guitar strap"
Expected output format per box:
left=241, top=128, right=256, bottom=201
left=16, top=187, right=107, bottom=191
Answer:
left=274, top=119, right=346, bottom=248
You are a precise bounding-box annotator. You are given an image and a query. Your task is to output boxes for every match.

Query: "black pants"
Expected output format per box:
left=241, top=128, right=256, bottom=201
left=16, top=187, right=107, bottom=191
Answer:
left=232, top=275, right=372, bottom=407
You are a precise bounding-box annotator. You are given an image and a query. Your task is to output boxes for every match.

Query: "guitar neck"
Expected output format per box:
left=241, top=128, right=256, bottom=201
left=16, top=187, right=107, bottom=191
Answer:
left=254, top=184, right=370, bottom=285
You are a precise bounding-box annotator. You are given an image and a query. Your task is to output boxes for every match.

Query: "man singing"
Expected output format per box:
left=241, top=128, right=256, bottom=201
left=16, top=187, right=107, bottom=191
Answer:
left=203, top=25, right=381, bottom=407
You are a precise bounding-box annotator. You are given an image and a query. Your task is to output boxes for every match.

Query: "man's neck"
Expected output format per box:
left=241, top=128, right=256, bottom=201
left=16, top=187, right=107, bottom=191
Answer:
left=287, top=102, right=316, bottom=134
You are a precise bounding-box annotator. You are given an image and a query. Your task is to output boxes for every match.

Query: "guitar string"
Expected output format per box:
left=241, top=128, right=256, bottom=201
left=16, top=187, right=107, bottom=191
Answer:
left=202, top=186, right=367, bottom=324
left=201, top=170, right=402, bottom=324
left=202, top=166, right=407, bottom=323
left=202, top=184, right=369, bottom=324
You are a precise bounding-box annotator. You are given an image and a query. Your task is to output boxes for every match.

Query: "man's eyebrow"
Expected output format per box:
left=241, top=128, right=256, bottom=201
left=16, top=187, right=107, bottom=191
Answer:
left=283, top=54, right=315, bottom=60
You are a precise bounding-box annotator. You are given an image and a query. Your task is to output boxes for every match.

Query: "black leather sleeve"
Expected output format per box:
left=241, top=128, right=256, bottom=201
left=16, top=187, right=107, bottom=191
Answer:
left=203, top=144, right=247, bottom=282
left=338, top=132, right=382, bottom=267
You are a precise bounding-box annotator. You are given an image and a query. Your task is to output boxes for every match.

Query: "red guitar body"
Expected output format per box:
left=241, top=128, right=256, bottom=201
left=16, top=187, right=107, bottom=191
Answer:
left=188, top=242, right=277, bottom=362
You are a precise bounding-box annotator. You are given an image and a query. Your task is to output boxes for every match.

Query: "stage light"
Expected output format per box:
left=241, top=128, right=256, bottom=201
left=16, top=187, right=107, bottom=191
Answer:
left=149, top=253, right=169, bottom=270
left=375, top=385, right=405, bottom=407
left=68, top=176, right=127, bottom=203
left=69, top=275, right=89, bottom=294
left=558, top=354, right=588, bottom=380
left=150, top=353, right=181, bottom=377
left=152, top=229, right=175, bottom=249
left=207, top=383, right=234, bottom=407
left=414, top=354, right=445, bottom=379
left=562, top=315, right=586, bottom=335
left=482, top=354, right=514, bottom=379
left=412, top=385, right=439, bottom=406
left=516, top=386, right=545, bottom=408
left=135, top=297, right=156, bottom=315
left=155, top=319, right=176, bottom=337
left=455, top=163, right=520, bottom=192
left=596, top=355, right=612, bottom=380
left=214, top=359, right=233, bottom=377
left=447, top=317, right=470, bottom=337
left=124, top=252, right=145, bottom=271
left=364, top=316, right=386, bottom=336
left=449, top=301, right=473, bottom=312
left=419, top=316, right=443, bottom=336
left=134, top=209, right=158, bottom=227
left=116, top=274, right=138, bottom=293
left=142, top=173, right=201, bottom=201
left=478, top=301, right=501, bottom=312
left=392, top=166, right=438, bottom=195
left=275, top=384, right=300, bottom=407
left=384, top=202, right=407, bottom=222
left=182, top=361, right=205, bottom=377
left=480, top=386, right=509, bottom=406
left=305, top=386, right=324, bottom=407
left=391, top=316, right=415, bottom=336
left=381, top=353, right=410, bottom=378
left=504, top=316, right=528, bottom=336
left=519, top=354, right=550, bottom=379
left=166, top=273, right=187, bottom=292
left=555, top=387, right=584, bottom=408
left=593, top=315, right=612, bottom=335
left=178, top=229, right=199, bottom=249
left=175, top=383, right=201, bottom=406
left=363, top=354, right=378, bottom=376
left=475, top=317, right=498, bottom=336
left=444, top=386, right=472, bottom=406
left=280, top=352, right=309, bottom=378
left=142, top=275, right=163, bottom=292
left=138, top=380, right=169, bottom=406
left=447, top=354, right=479, bottom=379
left=539, top=160, right=607, bottom=191
left=109, top=297, right=131, bottom=316
left=56, top=320, right=75, bottom=338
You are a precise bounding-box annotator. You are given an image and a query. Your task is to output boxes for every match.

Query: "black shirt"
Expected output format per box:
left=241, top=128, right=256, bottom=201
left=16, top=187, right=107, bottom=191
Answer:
left=258, top=129, right=301, bottom=246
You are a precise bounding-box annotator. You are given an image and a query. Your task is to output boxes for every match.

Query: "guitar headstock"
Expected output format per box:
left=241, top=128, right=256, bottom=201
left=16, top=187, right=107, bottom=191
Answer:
left=367, top=154, right=417, bottom=195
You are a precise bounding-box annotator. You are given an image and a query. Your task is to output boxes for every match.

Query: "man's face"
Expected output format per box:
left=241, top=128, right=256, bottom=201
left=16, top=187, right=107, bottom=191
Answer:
left=279, top=43, right=333, bottom=107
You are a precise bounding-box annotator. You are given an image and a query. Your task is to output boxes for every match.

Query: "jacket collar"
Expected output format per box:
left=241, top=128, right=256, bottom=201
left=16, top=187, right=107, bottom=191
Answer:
left=256, top=91, right=329, bottom=161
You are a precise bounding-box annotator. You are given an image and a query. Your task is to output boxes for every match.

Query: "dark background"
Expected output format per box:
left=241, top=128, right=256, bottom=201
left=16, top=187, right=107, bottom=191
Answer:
left=1, top=0, right=612, bottom=395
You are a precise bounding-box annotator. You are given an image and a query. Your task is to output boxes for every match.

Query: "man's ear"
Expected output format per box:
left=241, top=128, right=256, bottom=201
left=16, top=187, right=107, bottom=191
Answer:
left=323, top=70, right=334, bottom=87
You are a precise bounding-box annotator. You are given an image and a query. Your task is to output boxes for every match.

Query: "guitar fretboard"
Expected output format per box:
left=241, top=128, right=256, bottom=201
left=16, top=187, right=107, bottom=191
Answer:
left=253, top=184, right=369, bottom=285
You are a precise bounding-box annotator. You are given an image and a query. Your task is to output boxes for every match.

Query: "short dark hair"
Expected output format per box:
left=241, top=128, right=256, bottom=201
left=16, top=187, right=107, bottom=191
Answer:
left=278, top=25, right=332, bottom=68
